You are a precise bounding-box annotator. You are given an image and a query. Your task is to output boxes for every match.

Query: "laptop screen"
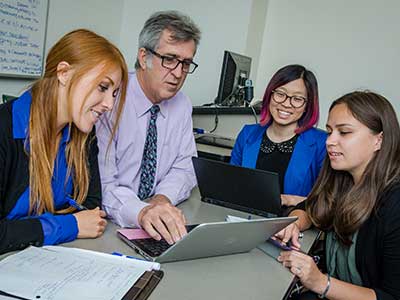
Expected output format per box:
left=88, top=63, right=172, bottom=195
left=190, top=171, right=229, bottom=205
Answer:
left=192, top=157, right=282, bottom=217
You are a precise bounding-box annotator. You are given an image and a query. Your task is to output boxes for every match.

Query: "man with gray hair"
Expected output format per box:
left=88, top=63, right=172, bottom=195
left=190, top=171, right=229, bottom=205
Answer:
left=97, top=11, right=201, bottom=244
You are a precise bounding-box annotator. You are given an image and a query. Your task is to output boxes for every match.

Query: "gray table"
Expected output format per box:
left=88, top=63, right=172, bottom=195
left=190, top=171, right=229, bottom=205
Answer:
left=63, top=188, right=318, bottom=300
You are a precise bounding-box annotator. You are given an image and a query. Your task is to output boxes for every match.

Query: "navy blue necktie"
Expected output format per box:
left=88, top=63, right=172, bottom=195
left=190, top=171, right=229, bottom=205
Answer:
left=138, top=105, right=160, bottom=200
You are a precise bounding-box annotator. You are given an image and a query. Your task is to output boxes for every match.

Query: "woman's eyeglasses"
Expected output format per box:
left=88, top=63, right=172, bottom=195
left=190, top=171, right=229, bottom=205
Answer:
left=272, top=90, right=307, bottom=108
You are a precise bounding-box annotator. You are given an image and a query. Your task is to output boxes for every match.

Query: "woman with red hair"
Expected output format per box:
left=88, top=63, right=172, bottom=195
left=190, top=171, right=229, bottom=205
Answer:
left=0, top=29, right=128, bottom=254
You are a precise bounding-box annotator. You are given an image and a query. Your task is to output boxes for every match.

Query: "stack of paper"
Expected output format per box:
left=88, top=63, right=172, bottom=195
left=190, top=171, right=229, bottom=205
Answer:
left=0, top=246, right=160, bottom=300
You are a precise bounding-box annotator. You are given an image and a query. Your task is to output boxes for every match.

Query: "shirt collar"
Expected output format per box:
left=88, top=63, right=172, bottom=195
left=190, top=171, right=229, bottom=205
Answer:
left=12, top=90, right=71, bottom=143
left=131, top=72, right=167, bottom=119
left=60, top=124, right=71, bottom=144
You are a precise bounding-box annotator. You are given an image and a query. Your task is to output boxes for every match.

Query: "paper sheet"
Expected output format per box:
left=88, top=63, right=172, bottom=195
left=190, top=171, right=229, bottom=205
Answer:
left=0, top=246, right=159, bottom=300
left=118, top=228, right=152, bottom=239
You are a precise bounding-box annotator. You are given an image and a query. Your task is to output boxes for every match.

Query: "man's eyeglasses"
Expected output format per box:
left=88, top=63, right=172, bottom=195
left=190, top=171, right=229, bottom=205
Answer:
left=272, top=90, right=307, bottom=108
left=145, top=48, right=198, bottom=74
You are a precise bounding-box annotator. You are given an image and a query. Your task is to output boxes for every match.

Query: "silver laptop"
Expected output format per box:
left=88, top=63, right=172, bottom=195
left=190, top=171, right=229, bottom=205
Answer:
left=117, top=217, right=297, bottom=263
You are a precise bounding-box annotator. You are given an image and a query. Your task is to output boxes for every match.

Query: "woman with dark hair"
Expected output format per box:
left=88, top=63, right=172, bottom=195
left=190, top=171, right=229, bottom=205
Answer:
left=231, top=65, right=326, bottom=207
left=0, top=29, right=128, bottom=254
left=278, top=91, right=400, bottom=299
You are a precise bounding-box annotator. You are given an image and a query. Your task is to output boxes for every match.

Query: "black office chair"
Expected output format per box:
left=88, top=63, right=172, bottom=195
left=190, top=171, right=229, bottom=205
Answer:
left=2, top=94, right=17, bottom=103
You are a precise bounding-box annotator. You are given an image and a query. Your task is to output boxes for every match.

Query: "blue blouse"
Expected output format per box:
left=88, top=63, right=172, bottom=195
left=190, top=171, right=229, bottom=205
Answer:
left=6, top=91, right=78, bottom=245
left=230, top=124, right=327, bottom=196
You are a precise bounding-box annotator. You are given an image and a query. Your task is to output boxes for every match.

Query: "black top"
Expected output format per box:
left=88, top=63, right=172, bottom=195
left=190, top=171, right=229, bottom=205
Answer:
left=192, top=106, right=261, bottom=115
left=298, top=183, right=400, bottom=300
left=0, top=100, right=102, bottom=254
left=256, top=134, right=298, bottom=193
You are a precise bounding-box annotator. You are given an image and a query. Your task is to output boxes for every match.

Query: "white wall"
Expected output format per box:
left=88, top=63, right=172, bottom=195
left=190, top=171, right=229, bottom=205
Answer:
left=1, top=0, right=254, bottom=106
left=45, top=0, right=123, bottom=47
left=255, top=0, right=400, bottom=128
left=118, top=0, right=253, bottom=106
left=244, top=0, right=269, bottom=84
left=0, top=0, right=124, bottom=97
left=2, top=0, right=399, bottom=134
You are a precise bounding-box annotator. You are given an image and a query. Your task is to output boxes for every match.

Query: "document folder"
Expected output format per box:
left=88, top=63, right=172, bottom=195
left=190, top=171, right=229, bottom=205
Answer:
left=122, top=270, right=164, bottom=300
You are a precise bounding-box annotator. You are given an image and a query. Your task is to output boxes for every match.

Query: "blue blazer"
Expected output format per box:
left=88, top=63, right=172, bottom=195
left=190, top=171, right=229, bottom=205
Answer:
left=230, top=124, right=327, bottom=196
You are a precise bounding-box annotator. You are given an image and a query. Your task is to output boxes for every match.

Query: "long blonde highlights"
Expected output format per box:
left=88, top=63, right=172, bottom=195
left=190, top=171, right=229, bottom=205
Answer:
left=29, top=29, right=128, bottom=214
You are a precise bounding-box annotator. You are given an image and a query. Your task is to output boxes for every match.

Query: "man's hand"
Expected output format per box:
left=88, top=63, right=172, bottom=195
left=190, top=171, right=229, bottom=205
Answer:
left=138, top=194, right=187, bottom=244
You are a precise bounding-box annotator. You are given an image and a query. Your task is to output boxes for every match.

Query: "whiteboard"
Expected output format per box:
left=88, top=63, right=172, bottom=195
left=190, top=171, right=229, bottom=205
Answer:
left=0, top=0, right=49, bottom=78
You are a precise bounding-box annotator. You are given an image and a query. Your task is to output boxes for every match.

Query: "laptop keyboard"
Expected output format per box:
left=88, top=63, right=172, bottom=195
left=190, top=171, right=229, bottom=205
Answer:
left=133, top=224, right=199, bottom=257
left=134, top=238, right=171, bottom=257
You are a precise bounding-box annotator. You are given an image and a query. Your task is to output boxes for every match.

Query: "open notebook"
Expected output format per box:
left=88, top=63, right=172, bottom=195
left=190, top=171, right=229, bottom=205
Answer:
left=0, top=246, right=162, bottom=300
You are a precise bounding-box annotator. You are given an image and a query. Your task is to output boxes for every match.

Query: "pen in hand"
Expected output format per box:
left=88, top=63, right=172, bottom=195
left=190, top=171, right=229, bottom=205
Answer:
left=68, top=198, right=88, bottom=211
left=269, top=237, right=320, bottom=264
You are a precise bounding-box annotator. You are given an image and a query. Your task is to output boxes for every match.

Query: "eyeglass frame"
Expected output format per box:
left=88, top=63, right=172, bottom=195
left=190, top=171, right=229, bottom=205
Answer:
left=144, top=47, right=198, bottom=74
left=271, top=90, right=307, bottom=108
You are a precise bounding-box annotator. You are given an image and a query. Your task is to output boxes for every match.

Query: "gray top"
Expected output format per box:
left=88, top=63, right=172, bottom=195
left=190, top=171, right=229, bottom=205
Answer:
left=326, top=230, right=363, bottom=285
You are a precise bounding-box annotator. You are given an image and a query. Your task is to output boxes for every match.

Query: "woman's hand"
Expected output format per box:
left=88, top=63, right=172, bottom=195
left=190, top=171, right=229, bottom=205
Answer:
left=275, top=222, right=301, bottom=249
left=281, top=194, right=306, bottom=206
left=278, top=250, right=327, bottom=295
left=74, top=207, right=107, bottom=238
left=275, top=209, right=312, bottom=249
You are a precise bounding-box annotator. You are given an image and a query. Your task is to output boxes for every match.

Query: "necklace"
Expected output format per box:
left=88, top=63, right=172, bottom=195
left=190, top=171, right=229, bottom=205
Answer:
left=260, top=133, right=298, bottom=154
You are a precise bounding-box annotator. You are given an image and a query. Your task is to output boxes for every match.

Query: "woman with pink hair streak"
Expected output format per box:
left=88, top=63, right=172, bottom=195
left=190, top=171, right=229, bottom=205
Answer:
left=231, top=65, right=326, bottom=210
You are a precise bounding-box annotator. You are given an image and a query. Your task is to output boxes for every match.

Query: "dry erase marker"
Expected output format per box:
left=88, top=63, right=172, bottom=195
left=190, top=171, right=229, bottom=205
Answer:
left=68, top=198, right=88, bottom=211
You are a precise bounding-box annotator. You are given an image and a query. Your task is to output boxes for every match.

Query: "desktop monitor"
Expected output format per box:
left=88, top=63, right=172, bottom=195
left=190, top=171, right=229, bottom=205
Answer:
left=215, top=50, right=252, bottom=106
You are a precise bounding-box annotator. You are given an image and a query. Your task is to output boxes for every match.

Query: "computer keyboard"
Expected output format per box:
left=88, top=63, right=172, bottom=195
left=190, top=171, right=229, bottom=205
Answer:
left=134, top=238, right=171, bottom=257
left=133, top=224, right=199, bottom=257
left=195, top=134, right=236, bottom=149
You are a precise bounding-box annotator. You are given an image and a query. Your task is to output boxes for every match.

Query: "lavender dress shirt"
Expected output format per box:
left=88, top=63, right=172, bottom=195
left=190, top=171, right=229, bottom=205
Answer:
left=96, top=73, right=197, bottom=228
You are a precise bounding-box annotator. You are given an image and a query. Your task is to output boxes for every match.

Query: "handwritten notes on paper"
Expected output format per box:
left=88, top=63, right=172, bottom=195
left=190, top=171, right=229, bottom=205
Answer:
left=0, top=246, right=160, bottom=300
left=0, top=0, right=48, bottom=77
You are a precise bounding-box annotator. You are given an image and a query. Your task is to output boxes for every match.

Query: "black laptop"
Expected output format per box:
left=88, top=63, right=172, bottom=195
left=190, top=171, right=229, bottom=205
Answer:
left=192, top=157, right=282, bottom=217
